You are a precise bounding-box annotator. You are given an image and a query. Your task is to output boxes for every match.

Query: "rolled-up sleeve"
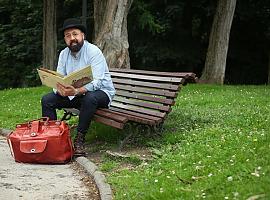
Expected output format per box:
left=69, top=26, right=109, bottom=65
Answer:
left=84, top=48, right=107, bottom=92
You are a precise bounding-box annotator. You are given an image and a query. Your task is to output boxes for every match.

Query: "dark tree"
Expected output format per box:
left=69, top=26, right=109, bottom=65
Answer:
left=43, top=0, right=57, bottom=70
left=93, top=0, right=133, bottom=69
left=200, top=0, right=237, bottom=84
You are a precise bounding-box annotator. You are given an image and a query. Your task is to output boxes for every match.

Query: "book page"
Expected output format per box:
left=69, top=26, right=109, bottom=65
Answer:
left=37, top=66, right=92, bottom=89
left=63, top=66, right=92, bottom=88
left=39, top=68, right=64, bottom=78
left=37, top=69, right=65, bottom=88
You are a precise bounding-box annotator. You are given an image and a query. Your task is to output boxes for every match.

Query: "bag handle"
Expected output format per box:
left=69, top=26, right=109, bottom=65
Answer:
left=28, top=118, right=49, bottom=135
left=28, top=117, right=49, bottom=125
left=30, top=121, right=40, bottom=135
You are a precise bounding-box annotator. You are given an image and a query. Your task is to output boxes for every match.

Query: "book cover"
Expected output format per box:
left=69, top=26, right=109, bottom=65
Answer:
left=37, top=66, right=92, bottom=89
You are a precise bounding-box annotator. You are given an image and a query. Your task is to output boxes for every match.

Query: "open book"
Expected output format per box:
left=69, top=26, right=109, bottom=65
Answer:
left=37, top=66, right=92, bottom=89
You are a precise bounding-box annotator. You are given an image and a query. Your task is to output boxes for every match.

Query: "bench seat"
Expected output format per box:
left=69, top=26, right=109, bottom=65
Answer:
left=62, top=68, right=197, bottom=132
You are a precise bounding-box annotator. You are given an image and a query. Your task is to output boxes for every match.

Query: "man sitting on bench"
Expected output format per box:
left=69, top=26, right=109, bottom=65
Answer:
left=41, top=18, right=115, bottom=157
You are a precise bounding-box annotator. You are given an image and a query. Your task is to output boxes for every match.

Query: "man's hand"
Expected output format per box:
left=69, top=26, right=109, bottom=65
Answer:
left=56, top=83, right=77, bottom=96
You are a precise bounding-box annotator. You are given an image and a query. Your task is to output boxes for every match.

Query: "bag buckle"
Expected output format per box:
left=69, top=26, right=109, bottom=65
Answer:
left=30, top=132, right=37, bottom=137
left=30, top=149, right=36, bottom=153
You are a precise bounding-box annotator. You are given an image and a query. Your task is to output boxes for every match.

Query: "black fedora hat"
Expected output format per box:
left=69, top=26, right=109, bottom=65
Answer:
left=61, top=18, right=86, bottom=34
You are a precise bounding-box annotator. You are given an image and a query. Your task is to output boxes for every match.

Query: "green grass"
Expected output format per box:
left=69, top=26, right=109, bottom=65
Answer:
left=0, top=86, right=50, bottom=128
left=0, top=85, right=269, bottom=199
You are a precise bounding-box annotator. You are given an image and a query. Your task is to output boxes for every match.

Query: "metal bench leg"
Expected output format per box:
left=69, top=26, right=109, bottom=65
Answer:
left=118, top=123, right=133, bottom=151
left=153, top=122, right=164, bottom=136
left=61, top=110, right=78, bottom=121
left=61, top=111, right=72, bottom=121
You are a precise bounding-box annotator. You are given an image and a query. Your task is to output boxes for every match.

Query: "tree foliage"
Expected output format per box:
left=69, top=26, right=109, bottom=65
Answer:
left=128, top=0, right=217, bottom=72
left=0, top=0, right=269, bottom=89
left=0, top=0, right=42, bottom=89
left=226, top=0, right=270, bottom=84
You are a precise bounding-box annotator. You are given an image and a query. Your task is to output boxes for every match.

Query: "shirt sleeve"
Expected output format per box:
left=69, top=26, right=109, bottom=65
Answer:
left=83, top=47, right=107, bottom=92
left=53, top=51, right=66, bottom=93
left=56, top=51, right=67, bottom=76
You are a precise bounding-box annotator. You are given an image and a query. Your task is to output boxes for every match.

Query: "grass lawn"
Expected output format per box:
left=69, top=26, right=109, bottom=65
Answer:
left=0, top=84, right=269, bottom=199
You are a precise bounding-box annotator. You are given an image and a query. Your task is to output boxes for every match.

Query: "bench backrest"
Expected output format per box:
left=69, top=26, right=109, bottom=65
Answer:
left=109, top=68, right=196, bottom=124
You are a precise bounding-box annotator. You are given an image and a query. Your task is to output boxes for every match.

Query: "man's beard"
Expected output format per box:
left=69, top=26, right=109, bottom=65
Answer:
left=68, top=39, right=84, bottom=52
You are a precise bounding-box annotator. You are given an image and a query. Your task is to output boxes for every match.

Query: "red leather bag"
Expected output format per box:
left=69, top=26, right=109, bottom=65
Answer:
left=7, top=118, right=74, bottom=164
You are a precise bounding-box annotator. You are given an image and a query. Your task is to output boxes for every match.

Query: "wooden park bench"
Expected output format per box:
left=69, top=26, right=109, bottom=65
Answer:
left=61, top=68, right=197, bottom=149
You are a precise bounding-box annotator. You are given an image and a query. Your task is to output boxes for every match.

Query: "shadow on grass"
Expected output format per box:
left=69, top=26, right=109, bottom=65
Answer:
left=85, top=122, right=161, bottom=150
left=164, top=111, right=213, bottom=133
left=77, top=109, right=214, bottom=153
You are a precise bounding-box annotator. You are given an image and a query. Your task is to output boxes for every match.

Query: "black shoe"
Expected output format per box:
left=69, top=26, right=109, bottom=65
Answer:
left=73, top=132, right=86, bottom=157
left=74, top=148, right=86, bottom=157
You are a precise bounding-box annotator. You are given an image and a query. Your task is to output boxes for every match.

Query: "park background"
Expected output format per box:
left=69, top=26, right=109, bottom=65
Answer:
left=0, top=1, right=269, bottom=199
left=0, top=0, right=269, bottom=89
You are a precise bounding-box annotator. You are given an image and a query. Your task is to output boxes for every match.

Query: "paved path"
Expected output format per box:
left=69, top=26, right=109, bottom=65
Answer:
left=0, top=135, right=91, bottom=200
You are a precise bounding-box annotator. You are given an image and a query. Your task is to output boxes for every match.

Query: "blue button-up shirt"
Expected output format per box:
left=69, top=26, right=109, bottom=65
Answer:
left=56, top=40, right=115, bottom=104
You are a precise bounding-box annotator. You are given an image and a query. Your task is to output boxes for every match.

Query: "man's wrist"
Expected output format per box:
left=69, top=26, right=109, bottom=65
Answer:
left=74, top=88, right=80, bottom=96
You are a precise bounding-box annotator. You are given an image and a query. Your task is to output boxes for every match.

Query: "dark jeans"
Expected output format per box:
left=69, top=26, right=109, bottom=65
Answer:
left=41, top=90, right=110, bottom=135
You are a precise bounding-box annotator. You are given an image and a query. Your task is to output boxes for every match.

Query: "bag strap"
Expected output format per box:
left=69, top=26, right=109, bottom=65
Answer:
left=28, top=117, right=49, bottom=124
left=30, top=120, right=40, bottom=134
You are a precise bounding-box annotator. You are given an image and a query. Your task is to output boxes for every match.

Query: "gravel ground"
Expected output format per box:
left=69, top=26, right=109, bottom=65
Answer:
left=0, top=135, right=100, bottom=200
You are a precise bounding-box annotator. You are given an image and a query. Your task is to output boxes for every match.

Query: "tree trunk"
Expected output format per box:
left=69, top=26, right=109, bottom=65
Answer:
left=43, top=0, right=57, bottom=70
left=93, top=0, right=133, bottom=69
left=200, top=0, right=237, bottom=84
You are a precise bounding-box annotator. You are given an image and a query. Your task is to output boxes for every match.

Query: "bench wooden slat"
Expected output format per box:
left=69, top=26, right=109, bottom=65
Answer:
left=111, top=102, right=166, bottom=118
left=114, top=84, right=178, bottom=98
left=116, top=90, right=175, bottom=105
left=108, top=107, right=162, bottom=124
left=113, top=96, right=171, bottom=112
left=110, top=72, right=183, bottom=83
left=64, top=108, right=80, bottom=115
left=111, top=68, right=197, bottom=79
left=112, top=77, right=181, bottom=91
left=63, top=107, right=161, bottom=126
left=63, top=108, right=128, bottom=124
left=99, top=108, right=158, bottom=125
left=95, top=109, right=128, bottom=123
left=93, top=115, right=124, bottom=129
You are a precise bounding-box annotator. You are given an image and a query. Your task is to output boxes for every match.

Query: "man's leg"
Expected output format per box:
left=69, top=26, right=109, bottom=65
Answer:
left=41, top=92, right=79, bottom=120
left=73, top=90, right=110, bottom=156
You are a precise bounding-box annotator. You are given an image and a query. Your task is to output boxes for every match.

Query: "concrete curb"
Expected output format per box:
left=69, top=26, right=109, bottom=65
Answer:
left=0, top=128, right=113, bottom=200
left=0, top=128, right=11, bottom=137
left=76, top=157, right=113, bottom=200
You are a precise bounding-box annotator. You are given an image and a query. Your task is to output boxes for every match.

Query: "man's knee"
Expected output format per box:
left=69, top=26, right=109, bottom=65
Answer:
left=81, top=92, right=98, bottom=106
left=41, top=93, right=56, bottom=106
